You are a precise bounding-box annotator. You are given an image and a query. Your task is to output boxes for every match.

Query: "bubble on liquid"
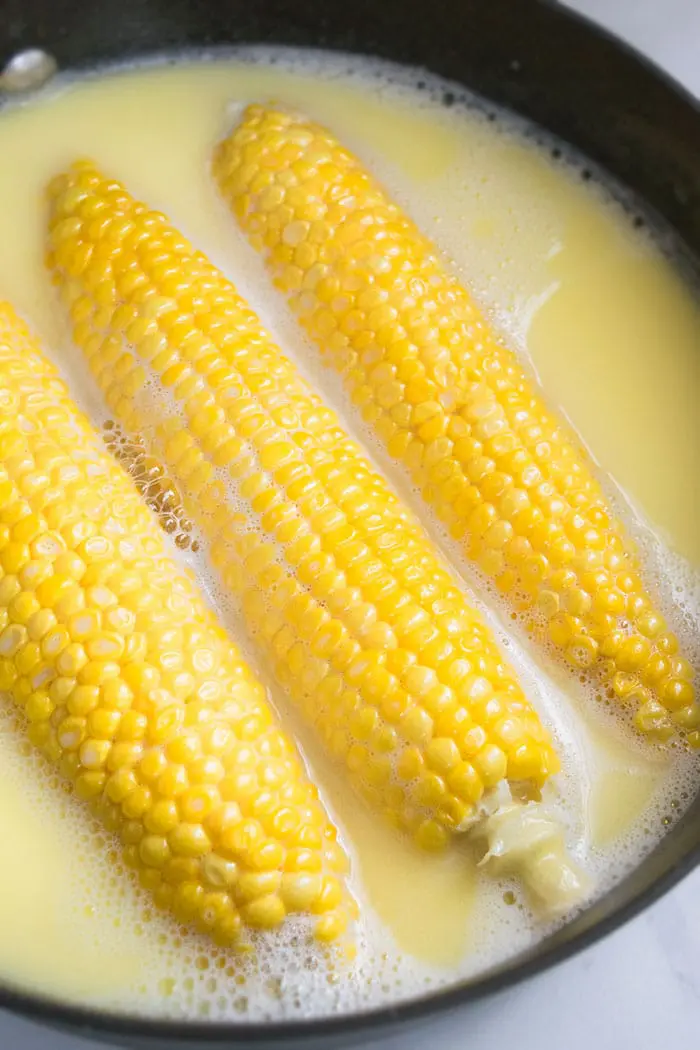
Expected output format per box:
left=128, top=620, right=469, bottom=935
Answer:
left=1, top=49, right=57, bottom=93
left=103, top=423, right=199, bottom=553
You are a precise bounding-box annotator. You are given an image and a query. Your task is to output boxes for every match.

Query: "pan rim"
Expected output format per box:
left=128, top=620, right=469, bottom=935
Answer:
left=0, top=0, right=698, bottom=1042
left=0, top=855, right=698, bottom=1045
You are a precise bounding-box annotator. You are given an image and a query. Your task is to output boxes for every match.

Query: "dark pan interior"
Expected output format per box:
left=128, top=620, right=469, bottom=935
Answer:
left=0, top=0, right=699, bottom=1046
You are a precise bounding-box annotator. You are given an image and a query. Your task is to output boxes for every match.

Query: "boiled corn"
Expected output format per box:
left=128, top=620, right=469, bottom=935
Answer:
left=213, top=105, right=699, bottom=748
left=0, top=302, right=352, bottom=945
left=47, top=163, right=560, bottom=859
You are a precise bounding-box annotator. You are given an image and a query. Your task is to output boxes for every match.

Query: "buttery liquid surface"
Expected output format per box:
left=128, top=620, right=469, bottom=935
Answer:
left=0, top=52, right=698, bottom=1020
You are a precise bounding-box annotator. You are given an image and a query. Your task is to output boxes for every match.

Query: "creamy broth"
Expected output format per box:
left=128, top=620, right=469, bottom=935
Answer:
left=0, top=51, right=697, bottom=1020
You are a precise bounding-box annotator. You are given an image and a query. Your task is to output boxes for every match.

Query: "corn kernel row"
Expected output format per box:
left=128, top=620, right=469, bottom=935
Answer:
left=0, top=302, right=352, bottom=944
left=47, top=163, right=560, bottom=854
left=213, top=105, right=699, bottom=747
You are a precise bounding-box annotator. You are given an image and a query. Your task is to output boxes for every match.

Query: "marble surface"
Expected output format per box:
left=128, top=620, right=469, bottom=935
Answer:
left=1, top=1, right=699, bottom=1047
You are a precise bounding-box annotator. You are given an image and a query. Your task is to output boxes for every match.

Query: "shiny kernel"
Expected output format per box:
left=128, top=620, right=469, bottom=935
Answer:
left=636, top=611, right=665, bottom=638
left=414, top=819, right=450, bottom=852
left=538, top=590, right=560, bottom=618
left=202, top=853, right=239, bottom=889
left=241, top=894, right=286, bottom=929
left=474, top=743, right=507, bottom=786
left=57, top=716, right=86, bottom=751
left=671, top=656, right=693, bottom=681
left=56, top=642, right=88, bottom=676
left=139, top=835, right=171, bottom=868
left=284, top=847, right=323, bottom=874
left=672, top=703, right=700, bottom=730
left=67, top=684, right=100, bottom=716
left=414, top=772, right=447, bottom=807
left=249, top=840, right=285, bottom=872
left=600, top=629, right=626, bottom=658
left=117, top=710, right=148, bottom=741
left=179, top=785, right=219, bottom=822
left=616, top=635, right=652, bottom=672
left=281, top=872, right=323, bottom=911
left=315, top=909, right=348, bottom=942
left=138, top=749, right=167, bottom=782
left=396, top=746, right=424, bottom=781
left=235, top=870, right=283, bottom=904
left=156, top=765, right=189, bottom=798
left=661, top=678, right=695, bottom=711
left=172, top=881, right=205, bottom=920
left=169, top=823, right=211, bottom=857
left=349, top=705, right=379, bottom=741
left=563, top=587, right=592, bottom=616
left=86, top=632, right=125, bottom=661
left=1, top=542, right=29, bottom=574
left=311, top=875, right=343, bottom=914
left=122, top=785, right=152, bottom=819
left=403, top=665, right=439, bottom=698
left=74, top=771, right=106, bottom=800
left=145, top=799, right=180, bottom=834
left=102, top=680, right=133, bottom=710
left=0, top=623, right=28, bottom=657
left=221, top=818, right=264, bottom=858
left=15, top=641, right=41, bottom=675
left=634, top=699, right=673, bottom=736
left=105, top=768, right=137, bottom=803
left=399, top=707, right=433, bottom=747
left=447, top=761, right=483, bottom=803
left=25, top=691, right=55, bottom=723
left=656, top=634, right=678, bottom=656
left=9, top=592, right=41, bottom=625
left=508, top=742, right=547, bottom=781
left=107, top=740, right=143, bottom=771
left=566, top=635, right=598, bottom=669
left=425, top=736, right=461, bottom=774
left=79, top=738, right=111, bottom=769
left=548, top=613, right=575, bottom=648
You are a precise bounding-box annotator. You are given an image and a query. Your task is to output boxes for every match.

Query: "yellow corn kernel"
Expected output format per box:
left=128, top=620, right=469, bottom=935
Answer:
left=0, top=302, right=352, bottom=945
left=213, top=105, right=699, bottom=747
left=47, top=164, right=560, bottom=860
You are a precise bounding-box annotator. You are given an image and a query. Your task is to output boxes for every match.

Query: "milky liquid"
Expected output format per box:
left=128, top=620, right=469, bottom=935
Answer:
left=0, top=50, right=698, bottom=1021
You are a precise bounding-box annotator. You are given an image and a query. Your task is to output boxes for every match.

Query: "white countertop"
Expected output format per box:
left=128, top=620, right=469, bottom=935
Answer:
left=2, top=1, right=699, bottom=1047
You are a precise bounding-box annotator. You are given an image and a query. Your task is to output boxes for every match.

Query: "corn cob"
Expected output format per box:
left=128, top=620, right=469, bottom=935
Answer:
left=0, top=302, right=352, bottom=945
left=47, top=164, right=562, bottom=868
left=213, top=105, right=699, bottom=748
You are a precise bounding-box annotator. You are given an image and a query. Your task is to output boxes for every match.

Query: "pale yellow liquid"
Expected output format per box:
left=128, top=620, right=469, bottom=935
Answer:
left=0, top=53, right=697, bottom=1020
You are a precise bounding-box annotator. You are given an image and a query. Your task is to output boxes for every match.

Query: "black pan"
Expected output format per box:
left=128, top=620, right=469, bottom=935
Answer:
left=0, top=1, right=698, bottom=1047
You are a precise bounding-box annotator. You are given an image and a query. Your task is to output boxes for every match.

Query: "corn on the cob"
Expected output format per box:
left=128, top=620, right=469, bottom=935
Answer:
left=213, top=105, right=699, bottom=748
left=0, top=302, right=352, bottom=945
left=47, top=163, right=561, bottom=863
